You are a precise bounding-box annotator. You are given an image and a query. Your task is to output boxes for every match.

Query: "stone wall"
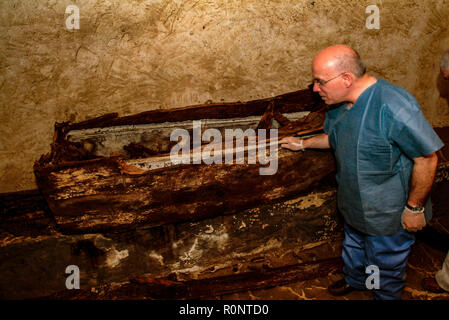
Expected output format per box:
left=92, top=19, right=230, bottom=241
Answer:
left=1, top=0, right=449, bottom=193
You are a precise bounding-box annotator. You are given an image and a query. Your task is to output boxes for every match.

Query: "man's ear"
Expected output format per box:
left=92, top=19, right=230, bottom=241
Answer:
left=342, top=72, right=353, bottom=88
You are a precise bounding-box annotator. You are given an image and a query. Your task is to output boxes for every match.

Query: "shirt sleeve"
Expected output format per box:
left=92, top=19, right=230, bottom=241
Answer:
left=385, top=100, right=444, bottom=159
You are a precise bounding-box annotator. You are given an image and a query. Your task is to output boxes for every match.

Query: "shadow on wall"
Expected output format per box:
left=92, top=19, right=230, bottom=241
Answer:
left=437, top=72, right=449, bottom=106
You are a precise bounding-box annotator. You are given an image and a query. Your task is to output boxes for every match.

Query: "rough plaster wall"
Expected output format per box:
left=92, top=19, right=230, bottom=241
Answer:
left=1, top=0, right=449, bottom=193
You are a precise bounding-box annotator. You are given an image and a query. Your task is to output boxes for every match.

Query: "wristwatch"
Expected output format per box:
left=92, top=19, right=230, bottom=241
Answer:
left=405, top=203, right=425, bottom=213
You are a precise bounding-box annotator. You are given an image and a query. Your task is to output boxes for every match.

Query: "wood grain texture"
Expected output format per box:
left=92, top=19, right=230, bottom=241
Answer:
left=32, top=87, right=334, bottom=233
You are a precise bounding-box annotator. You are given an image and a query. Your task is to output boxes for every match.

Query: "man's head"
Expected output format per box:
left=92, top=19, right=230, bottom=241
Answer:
left=441, top=50, right=449, bottom=80
left=312, top=44, right=366, bottom=105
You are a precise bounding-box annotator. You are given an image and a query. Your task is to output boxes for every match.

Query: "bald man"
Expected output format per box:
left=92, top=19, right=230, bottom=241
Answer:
left=280, top=45, right=444, bottom=300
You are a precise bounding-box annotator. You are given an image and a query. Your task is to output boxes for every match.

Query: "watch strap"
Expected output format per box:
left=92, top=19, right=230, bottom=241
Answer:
left=405, top=203, right=425, bottom=213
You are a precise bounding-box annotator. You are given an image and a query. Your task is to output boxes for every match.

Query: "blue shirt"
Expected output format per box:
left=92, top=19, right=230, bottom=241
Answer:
left=324, top=78, right=444, bottom=236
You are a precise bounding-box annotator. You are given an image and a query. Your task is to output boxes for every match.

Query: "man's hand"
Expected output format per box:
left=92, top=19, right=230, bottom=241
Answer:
left=402, top=152, right=438, bottom=233
left=279, top=133, right=331, bottom=151
left=401, top=206, right=426, bottom=232
left=279, top=137, right=304, bottom=151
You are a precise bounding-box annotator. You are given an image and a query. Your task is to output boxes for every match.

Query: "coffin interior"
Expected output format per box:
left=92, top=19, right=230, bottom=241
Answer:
left=66, top=111, right=310, bottom=159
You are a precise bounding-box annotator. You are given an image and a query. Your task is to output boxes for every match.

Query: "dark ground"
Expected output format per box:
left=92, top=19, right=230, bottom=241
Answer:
left=223, top=231, right=449, bottom=300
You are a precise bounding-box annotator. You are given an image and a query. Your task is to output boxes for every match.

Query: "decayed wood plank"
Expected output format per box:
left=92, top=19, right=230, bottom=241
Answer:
left=44, top=258, right=342, bottom=300
left=36, top=87, right=324, bottom=165
left=273, top=110, right=292, bottom=127
left=35, top=147, right=335, bottom=234
left=0, top=183, right=343, bottom=299
left=33, top=87, right=329, bottom=234
left=132, top=258, right=343, bottom=300
left=0, top=190, right=56, bottom=237
left=63, top=88, right=323, bottom=132
left=256, top=101, right=275, bottom=130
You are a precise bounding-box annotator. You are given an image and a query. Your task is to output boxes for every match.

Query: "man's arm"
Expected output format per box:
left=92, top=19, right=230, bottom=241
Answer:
left=279, top=133, right=330, bottom=151
left=402, top=152, right=439, bottom=232
left=407, top=152, right=439, bottom=207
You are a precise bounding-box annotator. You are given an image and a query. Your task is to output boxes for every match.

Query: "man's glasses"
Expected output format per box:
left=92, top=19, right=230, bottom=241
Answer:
left=313, top=72, right=345, bottom=87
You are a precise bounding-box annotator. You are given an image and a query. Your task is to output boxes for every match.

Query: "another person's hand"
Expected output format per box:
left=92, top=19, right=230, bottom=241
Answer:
left=279, top=137, right=304, bottom=151
left=401, top=206, right=426, bottom=232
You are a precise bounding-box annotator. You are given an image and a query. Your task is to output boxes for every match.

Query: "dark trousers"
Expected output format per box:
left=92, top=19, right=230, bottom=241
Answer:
left=342, top=223, right=415, bottom=300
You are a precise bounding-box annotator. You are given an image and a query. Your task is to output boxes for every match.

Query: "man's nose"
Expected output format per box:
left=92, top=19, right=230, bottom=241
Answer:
left=313, top=82, right=321, bottom=92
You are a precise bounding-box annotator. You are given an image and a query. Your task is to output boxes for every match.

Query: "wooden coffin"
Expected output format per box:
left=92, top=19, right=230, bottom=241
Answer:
left=34, top=87, right=335, bottom=234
